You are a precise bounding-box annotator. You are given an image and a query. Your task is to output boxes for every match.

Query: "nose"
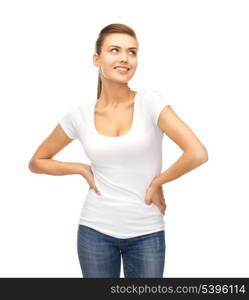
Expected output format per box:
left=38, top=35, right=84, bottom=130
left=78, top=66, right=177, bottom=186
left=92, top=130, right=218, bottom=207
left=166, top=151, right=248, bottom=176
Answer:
left=119, top=53, right=128, bottom=62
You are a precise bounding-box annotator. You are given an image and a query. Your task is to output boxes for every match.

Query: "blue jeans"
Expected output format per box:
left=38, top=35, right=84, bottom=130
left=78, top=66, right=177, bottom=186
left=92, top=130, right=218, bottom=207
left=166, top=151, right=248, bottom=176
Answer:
left=77, top=224, right=166, bottom=278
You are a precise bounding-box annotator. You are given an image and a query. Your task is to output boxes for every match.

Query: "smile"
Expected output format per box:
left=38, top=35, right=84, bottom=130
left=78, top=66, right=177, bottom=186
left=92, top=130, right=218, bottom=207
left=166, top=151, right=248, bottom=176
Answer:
left=114, top=67, right=130, bottom=73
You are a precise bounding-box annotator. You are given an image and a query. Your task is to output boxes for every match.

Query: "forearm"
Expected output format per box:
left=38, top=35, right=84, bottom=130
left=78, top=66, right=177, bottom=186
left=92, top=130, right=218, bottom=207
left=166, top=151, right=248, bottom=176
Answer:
left=152, top=151, right=208, bottom=187
left=29, top=159, right=88, bottom=176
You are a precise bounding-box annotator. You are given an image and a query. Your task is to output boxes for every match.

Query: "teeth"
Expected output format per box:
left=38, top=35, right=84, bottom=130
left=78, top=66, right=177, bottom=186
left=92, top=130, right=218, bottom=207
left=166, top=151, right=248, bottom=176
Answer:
left=115, top=67, right=129, bottom=71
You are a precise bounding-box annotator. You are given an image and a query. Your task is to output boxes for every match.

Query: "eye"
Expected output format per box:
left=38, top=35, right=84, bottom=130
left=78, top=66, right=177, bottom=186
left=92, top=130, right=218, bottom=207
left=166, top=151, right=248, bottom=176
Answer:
left=111, top=48, right=137, bottom=55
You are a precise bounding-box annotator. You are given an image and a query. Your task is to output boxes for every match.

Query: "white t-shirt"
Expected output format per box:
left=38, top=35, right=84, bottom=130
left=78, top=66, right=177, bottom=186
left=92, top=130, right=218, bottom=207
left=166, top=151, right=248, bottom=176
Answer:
left=59, top=89, right=170, bottom=239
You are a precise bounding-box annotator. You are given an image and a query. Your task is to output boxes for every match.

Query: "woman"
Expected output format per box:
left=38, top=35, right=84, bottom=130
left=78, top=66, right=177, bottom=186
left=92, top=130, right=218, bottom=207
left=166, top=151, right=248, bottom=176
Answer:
left=29, top=23, right=208, bottom=278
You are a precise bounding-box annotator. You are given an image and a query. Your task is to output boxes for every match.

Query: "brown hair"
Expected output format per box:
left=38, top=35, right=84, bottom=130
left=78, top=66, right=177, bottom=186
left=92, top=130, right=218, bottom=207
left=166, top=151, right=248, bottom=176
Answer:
left=95, top=23, right=138, bottom=99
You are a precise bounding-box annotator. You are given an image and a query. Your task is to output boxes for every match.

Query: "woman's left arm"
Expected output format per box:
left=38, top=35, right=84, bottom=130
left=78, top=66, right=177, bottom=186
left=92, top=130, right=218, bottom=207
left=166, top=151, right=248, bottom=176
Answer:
left=155, top=105, right=208, bottom=186
left=145, top=106, right=208, bottom=213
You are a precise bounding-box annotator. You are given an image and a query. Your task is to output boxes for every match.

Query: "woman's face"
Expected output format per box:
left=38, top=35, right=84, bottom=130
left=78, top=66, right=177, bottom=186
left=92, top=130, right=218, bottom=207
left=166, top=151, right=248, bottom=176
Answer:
left=93, top=33, right=138, bottom=84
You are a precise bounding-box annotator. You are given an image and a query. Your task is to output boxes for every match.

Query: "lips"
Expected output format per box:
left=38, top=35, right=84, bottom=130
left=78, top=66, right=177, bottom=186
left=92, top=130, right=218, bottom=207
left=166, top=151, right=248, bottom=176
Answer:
left=114, top=66, right=130, bottom=70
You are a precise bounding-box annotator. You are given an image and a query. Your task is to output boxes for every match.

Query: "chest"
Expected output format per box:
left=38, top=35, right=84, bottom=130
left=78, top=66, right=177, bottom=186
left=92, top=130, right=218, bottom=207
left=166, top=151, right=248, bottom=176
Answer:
left=94, top=104, right=135, bottom=137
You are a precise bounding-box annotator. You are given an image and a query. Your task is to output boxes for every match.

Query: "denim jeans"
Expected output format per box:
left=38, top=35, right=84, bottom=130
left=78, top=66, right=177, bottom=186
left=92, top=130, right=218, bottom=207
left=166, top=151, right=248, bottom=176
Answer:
left=77, top=224, right=166, bottom=278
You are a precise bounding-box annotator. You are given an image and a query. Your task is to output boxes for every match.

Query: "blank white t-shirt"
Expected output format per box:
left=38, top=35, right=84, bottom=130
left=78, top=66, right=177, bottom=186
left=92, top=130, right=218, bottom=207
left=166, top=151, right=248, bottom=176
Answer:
left=59, top=89, right=170, bottom=239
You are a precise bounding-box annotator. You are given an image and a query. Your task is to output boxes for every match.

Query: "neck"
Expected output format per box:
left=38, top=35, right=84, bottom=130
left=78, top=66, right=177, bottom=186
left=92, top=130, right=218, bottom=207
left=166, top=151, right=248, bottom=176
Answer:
left=98, top=82, right=133, bottom=108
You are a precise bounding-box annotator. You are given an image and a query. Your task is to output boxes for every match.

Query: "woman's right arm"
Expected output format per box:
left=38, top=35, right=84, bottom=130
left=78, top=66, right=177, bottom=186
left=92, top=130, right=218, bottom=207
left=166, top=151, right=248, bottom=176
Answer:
left=28, top=124, right=101, bottom=195
left=28, top=124, right=88, bottom=176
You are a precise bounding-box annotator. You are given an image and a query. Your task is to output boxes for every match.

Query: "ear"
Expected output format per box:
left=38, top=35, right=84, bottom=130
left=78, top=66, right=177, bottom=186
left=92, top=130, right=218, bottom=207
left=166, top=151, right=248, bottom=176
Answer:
left=93, top=53, right=100, bottom=68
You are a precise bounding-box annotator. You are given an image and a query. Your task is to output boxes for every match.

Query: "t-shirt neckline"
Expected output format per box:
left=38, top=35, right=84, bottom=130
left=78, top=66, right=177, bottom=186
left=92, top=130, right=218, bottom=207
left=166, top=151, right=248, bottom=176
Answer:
left=90, top=91, right=140, bottom=139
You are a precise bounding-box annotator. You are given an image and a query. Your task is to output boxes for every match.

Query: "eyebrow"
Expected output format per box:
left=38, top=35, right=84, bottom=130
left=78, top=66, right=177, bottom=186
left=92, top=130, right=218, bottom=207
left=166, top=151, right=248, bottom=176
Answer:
left=108, top=45, right=138, bottom=50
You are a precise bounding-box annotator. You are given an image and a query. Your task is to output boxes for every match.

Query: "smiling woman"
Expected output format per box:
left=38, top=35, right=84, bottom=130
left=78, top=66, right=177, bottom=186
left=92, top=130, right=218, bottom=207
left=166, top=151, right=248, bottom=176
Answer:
left=29, top=23, right=208, bottom=279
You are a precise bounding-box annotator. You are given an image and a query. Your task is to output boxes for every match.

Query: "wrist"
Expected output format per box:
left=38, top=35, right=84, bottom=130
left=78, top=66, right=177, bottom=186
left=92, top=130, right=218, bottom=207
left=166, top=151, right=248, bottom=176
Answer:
left=78, top=163, right=91, bottom=176
left=150, top=176, right=161, bottom=188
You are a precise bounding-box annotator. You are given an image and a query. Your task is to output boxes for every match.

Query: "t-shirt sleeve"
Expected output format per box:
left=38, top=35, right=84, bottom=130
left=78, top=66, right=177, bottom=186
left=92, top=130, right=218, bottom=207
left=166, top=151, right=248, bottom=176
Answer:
left=59, top=107, right=78, bottom=140
left=145, top=90, right=170, bottom=127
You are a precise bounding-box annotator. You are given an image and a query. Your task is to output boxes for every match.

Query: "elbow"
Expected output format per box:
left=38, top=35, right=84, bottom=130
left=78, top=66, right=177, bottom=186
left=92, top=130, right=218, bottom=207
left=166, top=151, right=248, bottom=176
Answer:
left=28, top=160, right=34, bottom=173
left=185, top=147, right=209, bottom=164
left=196, top=148, right=209, bottom=164
left=29, top=159, right=38, bottom=173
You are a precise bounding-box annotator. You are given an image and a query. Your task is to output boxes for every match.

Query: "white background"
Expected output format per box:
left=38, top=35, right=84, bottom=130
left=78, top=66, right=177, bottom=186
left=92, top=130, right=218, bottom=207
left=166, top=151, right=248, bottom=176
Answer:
left=0, top=0, right=248, bottom=277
